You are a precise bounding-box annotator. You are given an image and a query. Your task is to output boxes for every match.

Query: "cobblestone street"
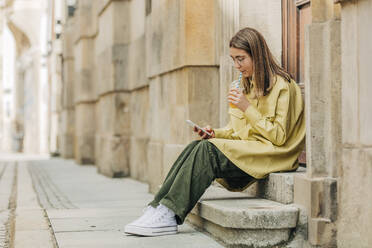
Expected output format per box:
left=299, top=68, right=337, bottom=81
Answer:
left=0, top=155, right=223, bottom=248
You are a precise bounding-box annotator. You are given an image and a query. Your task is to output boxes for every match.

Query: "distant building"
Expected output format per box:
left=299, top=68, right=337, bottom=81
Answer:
left=0, top=0, right=49, bottom=153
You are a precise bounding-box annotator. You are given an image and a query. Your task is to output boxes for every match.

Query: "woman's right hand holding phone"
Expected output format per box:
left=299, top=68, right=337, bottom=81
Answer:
left=193, top=125, right=215, bottom=139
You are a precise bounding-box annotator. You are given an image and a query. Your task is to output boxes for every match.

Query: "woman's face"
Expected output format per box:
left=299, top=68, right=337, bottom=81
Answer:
left=229, top=47, right=254, bottom=78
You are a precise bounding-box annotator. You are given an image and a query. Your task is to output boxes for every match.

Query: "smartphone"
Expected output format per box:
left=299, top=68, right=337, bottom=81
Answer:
left=185, top=120, right=212, bottom=136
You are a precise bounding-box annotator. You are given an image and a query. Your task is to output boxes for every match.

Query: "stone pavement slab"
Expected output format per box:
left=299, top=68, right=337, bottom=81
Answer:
left=26, top=158, right=224, bottom=248
left=0, top=210, right=10, bottom=248
left=14, top=230, right=54, bottom=248
left=49, top=211, right=136, bottom=233
left=0, top=155, right=224, bottom=247
left=14, top=162, right=55, bottom=248
left=55, top=226, right=222, bottom=248
left=0, top=162, right=15, bottom=248
left=0, top=162, right=15, bottom=211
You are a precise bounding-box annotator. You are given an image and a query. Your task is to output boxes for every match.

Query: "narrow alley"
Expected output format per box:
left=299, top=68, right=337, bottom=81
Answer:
left=0, top=155, right=223, bottom=248
left=1, top=0, right=372, bottom=247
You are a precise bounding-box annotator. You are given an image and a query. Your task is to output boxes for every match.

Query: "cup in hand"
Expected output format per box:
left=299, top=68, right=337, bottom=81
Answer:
left=229, top=80, right=242, bottom=108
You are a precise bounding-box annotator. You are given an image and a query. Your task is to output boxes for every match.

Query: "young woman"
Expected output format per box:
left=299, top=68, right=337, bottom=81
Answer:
left=124, top=27, right=305, bottom=236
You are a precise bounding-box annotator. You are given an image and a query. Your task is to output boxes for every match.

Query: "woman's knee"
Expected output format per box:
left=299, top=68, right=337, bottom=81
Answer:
left=186, top=140, right=201, bottom=149
left=197, top=140, right=213, bottom=150
left=195, top=140, right=216, bottom=163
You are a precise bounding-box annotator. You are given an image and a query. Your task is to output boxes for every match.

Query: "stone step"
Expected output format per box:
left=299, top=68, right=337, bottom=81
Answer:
left=213, top=167, right=306, bottom=204
left=187, top=187, right=299, bottom=247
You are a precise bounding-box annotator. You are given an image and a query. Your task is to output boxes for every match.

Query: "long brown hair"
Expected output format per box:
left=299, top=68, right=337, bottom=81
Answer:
left=230, top=27, right=291, bottom=97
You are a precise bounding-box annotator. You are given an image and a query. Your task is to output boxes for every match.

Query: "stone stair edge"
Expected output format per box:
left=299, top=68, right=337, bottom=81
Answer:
left=191, top=196, right=299, bottom=229
left=211, top=168, right=306, bottom=204
left=213, top=167, right=306, bottom=189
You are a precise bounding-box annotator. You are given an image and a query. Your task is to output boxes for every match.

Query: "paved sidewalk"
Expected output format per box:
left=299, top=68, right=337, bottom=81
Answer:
left=0, top=155, right=223, bottom=248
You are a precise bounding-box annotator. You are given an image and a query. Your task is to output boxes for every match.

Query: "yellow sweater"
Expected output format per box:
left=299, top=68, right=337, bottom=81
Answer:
left=209, top=76, right=305, bottom=191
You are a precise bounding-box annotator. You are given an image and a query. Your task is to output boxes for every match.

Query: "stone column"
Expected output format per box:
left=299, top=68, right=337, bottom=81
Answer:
left=6, top=0, right=49, bottom=154
left=217, top=0, right=239, bottom=127
left=21, top=50, right=42, bottom=153
left=1, top=22, right=16, bottom=152
left=13, top=57, right=25, bottom=152
left=73, top=0, right=98, bottom=164
left=48, top=0, right=66, bottom=156
left=49, top=41, right=63, bottom=156
left=336, top=0, right=372, bottom=247
left=60, top=16, right=76, bottom=158
left=146, top=0, right=220, bottom=193
left=6, top=19, right=37, bottom=153
left=94, top=0, right=131, bottom=177
left=128, top=0, right=149, bottom=182
left=293, top=0, right=341, bottom=246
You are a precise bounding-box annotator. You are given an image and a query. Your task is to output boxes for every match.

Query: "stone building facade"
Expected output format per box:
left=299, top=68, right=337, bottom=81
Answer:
left=1, top=0, right=371, bottom=247
left=52, top=0, right=372, bottom=246
left=337, top=0, right=372, bottom=246
left=56, top=0, right=284, bottom=184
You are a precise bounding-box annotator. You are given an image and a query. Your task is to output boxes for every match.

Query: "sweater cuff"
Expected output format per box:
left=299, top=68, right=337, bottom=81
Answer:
left=213, top=128, right=226, bottom=138
left=244, top=104, right=262, bottom=125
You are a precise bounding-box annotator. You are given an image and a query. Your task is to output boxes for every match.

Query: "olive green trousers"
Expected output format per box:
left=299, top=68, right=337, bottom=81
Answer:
left=149, top=139, right=255, bottom=224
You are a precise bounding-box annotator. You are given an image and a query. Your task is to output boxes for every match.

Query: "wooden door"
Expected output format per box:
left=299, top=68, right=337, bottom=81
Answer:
left=282, top=0, right=311, bottom=89
left=282, top=0, right=311, bottom=165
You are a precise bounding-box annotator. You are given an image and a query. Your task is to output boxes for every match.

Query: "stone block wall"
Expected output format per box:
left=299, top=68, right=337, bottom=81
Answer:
left=146, top=0, right=222, bottom=192
left=51, top=0, right=372, bottom=246
left=129, top=89, right=148, bottom=182
left=95, top=1, right=130, bottom=95
left=49, top=51, right=63, bottom=155
left=124, top=0, right=148, bottom=182
left=95, top=92, right=131, bottom=177
left=59, top=0, right=285, bottom=191
left=72, top=0, right=98, bottom=165
left=95, top=0, right=132, bottom=177
left=60, top=18, right=76, bottom=158
left=146, top=67, right=220, bottom=192
left=337, top=0, right=372, bottom=247
left=293, top=1, right=341, bottom=246
left=58, top=0, right=302, bottom=199
left=239, top=0, right=282, bottom=62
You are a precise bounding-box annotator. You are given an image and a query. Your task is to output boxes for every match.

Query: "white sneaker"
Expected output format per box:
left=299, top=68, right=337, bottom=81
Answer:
left=127, top=205, right=157, bottom=226
left=124, top=204, right=178, bottom=236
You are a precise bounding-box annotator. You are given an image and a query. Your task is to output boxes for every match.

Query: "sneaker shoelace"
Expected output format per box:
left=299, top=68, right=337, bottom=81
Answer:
left=131, top=206, right=155, bottom=224
left=151, top=213, right=167, bottom=224
left=149, top=207, right=174, bottom=224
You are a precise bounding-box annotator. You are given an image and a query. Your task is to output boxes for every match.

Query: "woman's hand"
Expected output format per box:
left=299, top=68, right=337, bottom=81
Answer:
left=193, top=125, right=215, bottom=139
left=228, top=88, right=250, bottom=112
